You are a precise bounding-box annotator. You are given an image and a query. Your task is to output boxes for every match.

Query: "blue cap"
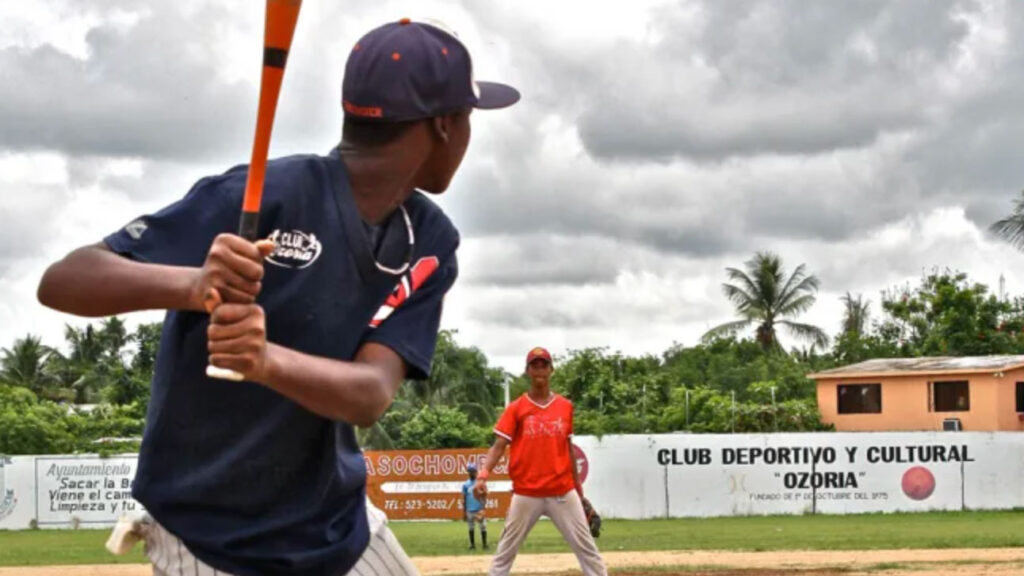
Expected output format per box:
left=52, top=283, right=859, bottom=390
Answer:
left=467, top=463, right=478, bottom=471
left=342, top=18, right=520, bottom=122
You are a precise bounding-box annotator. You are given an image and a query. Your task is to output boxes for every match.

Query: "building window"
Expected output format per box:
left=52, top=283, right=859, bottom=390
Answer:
left=932, top=381, right=970, bottom=412
left=1017, top=382, right=1024, bottom=413
left=837, top=384, right=881, bottom=414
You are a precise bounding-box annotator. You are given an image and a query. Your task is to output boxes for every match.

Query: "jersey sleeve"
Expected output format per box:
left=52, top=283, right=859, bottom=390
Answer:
left=103, top=173, right=241, bottom=267
left=363, top=250, right=459, bottom=380
left=494, top=401, right=517, bottom=443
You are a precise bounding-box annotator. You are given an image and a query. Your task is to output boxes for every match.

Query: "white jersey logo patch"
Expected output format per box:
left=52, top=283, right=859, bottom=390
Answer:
left=266, top=229, right=322, bottom=269
left=124, top=219, right=147, bottom=240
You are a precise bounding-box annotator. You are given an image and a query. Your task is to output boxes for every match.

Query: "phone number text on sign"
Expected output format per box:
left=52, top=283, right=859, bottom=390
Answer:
left=380, top=493, right=510, bottom=520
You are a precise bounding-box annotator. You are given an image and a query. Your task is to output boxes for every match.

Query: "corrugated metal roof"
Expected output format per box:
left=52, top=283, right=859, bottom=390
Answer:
left=808, top=355, right=1024, bottom=379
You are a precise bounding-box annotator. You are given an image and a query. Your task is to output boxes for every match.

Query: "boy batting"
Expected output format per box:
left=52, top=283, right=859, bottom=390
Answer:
left=38, top=19, right=518, bottom=576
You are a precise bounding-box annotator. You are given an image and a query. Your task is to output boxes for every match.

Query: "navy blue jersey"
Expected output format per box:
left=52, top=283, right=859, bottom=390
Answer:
left=104, top=148, right=459, bottom=575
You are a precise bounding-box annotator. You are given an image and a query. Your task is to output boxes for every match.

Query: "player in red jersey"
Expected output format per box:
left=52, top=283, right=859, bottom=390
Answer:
left=474, top=347, right=606, bottom=576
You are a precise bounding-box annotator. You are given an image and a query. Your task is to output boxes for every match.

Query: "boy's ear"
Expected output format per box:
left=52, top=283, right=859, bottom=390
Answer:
left=430, top=115, right=452, bottom=144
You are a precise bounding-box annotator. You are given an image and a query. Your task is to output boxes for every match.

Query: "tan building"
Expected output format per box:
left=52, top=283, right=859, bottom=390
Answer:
left=809, top=356, right=1024, bottom=432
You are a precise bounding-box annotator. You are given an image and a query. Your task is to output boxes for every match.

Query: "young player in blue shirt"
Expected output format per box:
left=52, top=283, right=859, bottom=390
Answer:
left=462, top=463, right=487, bottom=550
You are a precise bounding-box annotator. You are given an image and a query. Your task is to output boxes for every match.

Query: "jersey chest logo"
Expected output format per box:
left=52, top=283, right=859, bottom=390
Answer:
left=265, top=229, right=323, bottom=269
left=370, top=257, right=440, bottom=328
left=522, top=414, right=567, bottom=439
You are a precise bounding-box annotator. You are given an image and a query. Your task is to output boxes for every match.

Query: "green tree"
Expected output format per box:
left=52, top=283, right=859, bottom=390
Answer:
left=101, top=364, right=148, bottom=407
left=129, top=322, right=162, bottom=377
left=548, top=348, right=671, bottom=434
left=663, top=337, right=817, bottom=402
left=0, top=386, right=75, bottom=454
left=51, top=324, right=105, bottom=404
left=830, top=293, right=895, bottom=364
left=361, top=330, right=509, bottom=449
left=841, top=293, right=870, bottom=335
left=0, top=318, right=153, bottom=455
left=46, top=319, right=137, bottom=405
left=656, top=384, right=829, bottom=434
left=104, top=322, right=160, bottom=407
left=65, top=403, right=144, bottom=454
left=704, top=252, right=829, bottom=352
left=875, top=270, right=1024, bottom=356
left=831, top=330, right=897, bottom=365
left=0, top=376, right=145, bottom=455
left=397, top=406, right=489, bottom=449
left=550, top=348, right=616, bottom=412
left=400, top=331, right=505, bottom=420
left=990, top=191, right=1024, bottom=250
left=0, top=335, right=65, bottom=401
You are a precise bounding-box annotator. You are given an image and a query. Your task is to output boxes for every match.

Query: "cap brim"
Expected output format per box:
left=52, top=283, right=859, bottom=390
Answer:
left=475, top=81, right=521, bottom=110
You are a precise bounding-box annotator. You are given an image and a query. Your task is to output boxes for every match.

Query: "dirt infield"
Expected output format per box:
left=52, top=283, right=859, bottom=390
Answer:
left=1, top=548, right=1023, bottom=575
left=416, top=548, right=1024, bottom=574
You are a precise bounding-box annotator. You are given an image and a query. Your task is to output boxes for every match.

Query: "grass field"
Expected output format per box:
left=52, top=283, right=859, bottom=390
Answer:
left=3, top=510, right=1024, bottom=567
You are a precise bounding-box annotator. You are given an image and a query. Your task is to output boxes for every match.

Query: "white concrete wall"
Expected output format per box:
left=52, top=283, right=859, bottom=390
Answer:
left=2, top=431, right=1022, bottom=529
left=0, top=455, right=144, bottom=530
left=572, top=432, right=1024, bottom=519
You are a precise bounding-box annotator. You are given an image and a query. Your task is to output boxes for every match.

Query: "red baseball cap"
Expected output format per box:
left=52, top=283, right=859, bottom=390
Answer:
left=526, top=347, right=552, bottom=365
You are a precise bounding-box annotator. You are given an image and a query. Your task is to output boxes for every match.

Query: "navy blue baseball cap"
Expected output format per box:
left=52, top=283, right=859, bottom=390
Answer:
left=342, top=18, right=520, bottom=122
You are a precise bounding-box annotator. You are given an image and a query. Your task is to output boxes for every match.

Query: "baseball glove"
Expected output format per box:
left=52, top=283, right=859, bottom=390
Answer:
left=581, top=497, right=601, bottom=538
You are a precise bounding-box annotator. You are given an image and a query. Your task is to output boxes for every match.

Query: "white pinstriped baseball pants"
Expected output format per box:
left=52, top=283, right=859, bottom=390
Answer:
left=140, top=501, right=419, bottom=576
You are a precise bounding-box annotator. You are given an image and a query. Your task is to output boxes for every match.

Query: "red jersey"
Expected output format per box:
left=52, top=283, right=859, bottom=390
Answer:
left=494, top=392, right=575, bottom=497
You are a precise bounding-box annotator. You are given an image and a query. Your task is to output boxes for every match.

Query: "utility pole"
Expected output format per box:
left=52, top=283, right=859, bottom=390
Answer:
left=685, top=388, right=690, bottom=428
left=731, top=390, right=736, bottom=433
left=771, top=386, right=777, bottom=432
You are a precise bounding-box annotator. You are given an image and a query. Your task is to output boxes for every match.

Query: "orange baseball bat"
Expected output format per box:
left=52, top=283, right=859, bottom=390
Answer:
left=239, top=0, right=303, bottom=240
left=207, top=0, right=303, bottom=382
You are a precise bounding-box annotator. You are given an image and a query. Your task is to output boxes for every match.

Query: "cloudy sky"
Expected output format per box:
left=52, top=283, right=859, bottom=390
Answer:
left=3, top=0, right=1024, bottom=373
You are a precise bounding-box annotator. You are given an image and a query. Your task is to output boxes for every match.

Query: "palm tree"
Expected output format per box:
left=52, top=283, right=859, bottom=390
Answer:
left=401, top=331, right=504, bottom=420
left=703, top=252, right=829, bottom=352
left=357, top=330, right=508, bottom=449
left=840, top=292, right=871, bottom=335
left=0, top=335, right=63, bottom=400
left=53, top=324, right=107, bottom=404
left=990, top=191, right=1024, bottom=249
left=96, top=317, right=129, bottom=364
